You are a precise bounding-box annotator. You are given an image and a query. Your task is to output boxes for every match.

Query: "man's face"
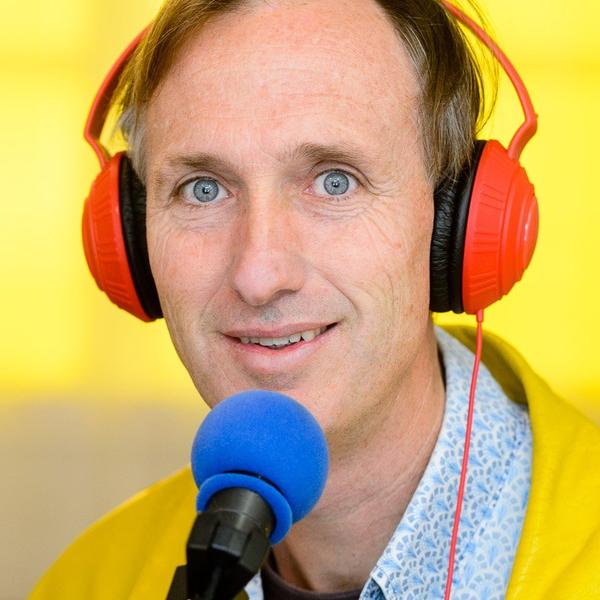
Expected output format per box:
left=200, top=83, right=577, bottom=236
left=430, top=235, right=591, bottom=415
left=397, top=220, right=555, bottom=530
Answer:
left=144, top=0, right=434, bottom=440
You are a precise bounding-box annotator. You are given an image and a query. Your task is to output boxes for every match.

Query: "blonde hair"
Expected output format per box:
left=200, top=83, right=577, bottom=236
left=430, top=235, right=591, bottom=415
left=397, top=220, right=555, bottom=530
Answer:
left=115, top=0, right=496, bottom=186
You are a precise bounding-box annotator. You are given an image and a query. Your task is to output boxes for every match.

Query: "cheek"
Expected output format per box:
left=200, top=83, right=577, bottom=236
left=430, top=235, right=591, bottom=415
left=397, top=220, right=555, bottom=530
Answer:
left=146, top=215, right=226, bottom=321
left=321, top=195, right=433, bottom=315
left=349, top=199, right=434, bottom=376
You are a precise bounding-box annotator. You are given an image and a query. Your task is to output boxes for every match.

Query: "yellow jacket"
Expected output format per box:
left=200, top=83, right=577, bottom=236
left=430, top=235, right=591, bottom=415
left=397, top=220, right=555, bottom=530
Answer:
left=29, top=326, right=600, bottom=599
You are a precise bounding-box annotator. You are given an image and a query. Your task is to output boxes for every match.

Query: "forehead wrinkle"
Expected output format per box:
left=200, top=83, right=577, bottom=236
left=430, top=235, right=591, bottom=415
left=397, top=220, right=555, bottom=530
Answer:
left=180, top=56, right=412, bottom=110
left=156, top=61, right=405, bottom=127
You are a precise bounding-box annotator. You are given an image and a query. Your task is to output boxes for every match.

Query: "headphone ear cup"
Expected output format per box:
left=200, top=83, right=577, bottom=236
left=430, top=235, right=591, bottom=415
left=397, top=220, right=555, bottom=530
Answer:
left=82, top=152, right=161, bottom=321
left=461, top=139, right=538, bottom=313
left=430, top=141, right=486, bottom=313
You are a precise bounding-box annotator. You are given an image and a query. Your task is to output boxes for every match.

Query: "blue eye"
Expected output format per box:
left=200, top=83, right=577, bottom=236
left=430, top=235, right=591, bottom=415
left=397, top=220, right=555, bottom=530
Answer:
left=180, top=177, right=228, bottom=204
left=314, top=170, right=357, bottom=197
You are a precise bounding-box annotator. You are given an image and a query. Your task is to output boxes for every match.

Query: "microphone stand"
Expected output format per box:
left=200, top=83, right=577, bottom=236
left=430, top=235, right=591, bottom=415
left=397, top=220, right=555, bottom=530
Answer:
left=166, top=489, right=274, bottom=600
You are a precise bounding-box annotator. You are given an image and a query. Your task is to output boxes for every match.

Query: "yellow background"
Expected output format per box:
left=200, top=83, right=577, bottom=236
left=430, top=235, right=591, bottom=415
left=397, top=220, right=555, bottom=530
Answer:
left=1, top=0, right=599, bottom=597
left=1, top=0, right=598, bottom=414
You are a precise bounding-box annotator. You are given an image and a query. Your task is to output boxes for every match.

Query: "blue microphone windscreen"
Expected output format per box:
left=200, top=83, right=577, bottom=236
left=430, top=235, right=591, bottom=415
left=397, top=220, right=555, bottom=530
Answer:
left=191, top=390, right=329, bottom=523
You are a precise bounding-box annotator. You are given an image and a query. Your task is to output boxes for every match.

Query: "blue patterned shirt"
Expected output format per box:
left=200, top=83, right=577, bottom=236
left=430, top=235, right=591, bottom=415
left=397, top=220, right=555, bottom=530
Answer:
left=246, top=326, right=532, bottom=599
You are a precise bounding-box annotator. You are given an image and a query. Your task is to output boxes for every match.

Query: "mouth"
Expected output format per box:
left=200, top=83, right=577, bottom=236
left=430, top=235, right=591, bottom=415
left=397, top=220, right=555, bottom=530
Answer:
left=224, top=323, right=338, bottom=351
left=221, top=322, right=339, bottom=376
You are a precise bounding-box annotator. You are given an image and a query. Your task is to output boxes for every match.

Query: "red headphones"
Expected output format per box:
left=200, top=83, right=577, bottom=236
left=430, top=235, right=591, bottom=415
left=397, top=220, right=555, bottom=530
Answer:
left=82, top=2, right=538, bottom=322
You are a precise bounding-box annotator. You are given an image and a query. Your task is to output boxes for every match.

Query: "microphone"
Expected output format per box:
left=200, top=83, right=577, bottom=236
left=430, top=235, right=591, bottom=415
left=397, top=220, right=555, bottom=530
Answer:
left=166, top=390, right=329, bottom=600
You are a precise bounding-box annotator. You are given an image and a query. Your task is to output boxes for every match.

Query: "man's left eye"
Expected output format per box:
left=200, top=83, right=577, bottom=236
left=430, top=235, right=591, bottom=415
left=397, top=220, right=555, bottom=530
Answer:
left=313, top=170, right=358, bottom=197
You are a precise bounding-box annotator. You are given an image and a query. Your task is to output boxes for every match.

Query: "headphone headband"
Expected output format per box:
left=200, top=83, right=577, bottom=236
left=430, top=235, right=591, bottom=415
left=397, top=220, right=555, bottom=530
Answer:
left=441, top=1, right=538, bottom=160
left=84, top=27, right=149, bottom=168
left=84, top=3, right=537, bottom=167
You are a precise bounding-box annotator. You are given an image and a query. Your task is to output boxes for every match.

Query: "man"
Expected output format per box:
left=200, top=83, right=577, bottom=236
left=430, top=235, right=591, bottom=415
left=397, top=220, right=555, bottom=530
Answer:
left=31, top=0, right=600, bottom=598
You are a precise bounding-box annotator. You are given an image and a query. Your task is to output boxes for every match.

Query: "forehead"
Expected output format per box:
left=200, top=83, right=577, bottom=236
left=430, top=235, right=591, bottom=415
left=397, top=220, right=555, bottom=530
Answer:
left=146, top=0, right=421, bottom=170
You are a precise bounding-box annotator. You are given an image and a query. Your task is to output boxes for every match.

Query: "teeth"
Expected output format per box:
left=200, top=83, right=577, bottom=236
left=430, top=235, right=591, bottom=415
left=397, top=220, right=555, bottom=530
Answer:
left=239, top=326, right=328, bottom=347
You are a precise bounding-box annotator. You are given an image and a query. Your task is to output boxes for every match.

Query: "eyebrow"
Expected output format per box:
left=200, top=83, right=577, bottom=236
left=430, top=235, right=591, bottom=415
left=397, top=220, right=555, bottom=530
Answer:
left=152, top=142, right=375, bottom=191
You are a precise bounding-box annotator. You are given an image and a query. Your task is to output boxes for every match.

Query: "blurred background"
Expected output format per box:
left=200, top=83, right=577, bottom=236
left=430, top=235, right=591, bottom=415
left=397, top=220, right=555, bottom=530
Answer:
left=1, top=0, right=598, bottom=598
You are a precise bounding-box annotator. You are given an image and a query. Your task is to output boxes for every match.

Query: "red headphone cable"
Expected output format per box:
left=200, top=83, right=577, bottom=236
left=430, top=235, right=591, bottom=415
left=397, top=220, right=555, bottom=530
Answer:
left=443, top=308, right=485, bottom=600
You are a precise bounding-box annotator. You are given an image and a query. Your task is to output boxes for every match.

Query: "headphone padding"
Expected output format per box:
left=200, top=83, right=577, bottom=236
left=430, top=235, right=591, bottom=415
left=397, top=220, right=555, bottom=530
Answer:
left=119, top=156, right=163, bottom=320
left=430, top=140, right=486, bottom=313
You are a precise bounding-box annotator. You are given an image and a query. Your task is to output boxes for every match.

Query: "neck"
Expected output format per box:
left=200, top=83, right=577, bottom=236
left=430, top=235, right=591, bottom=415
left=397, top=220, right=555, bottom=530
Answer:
left=272, top=323, right=446, bottom=592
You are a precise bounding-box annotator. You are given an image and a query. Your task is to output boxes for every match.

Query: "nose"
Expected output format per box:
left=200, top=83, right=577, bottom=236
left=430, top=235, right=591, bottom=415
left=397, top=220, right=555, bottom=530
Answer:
left=230, top=194, right=306, bottom=306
